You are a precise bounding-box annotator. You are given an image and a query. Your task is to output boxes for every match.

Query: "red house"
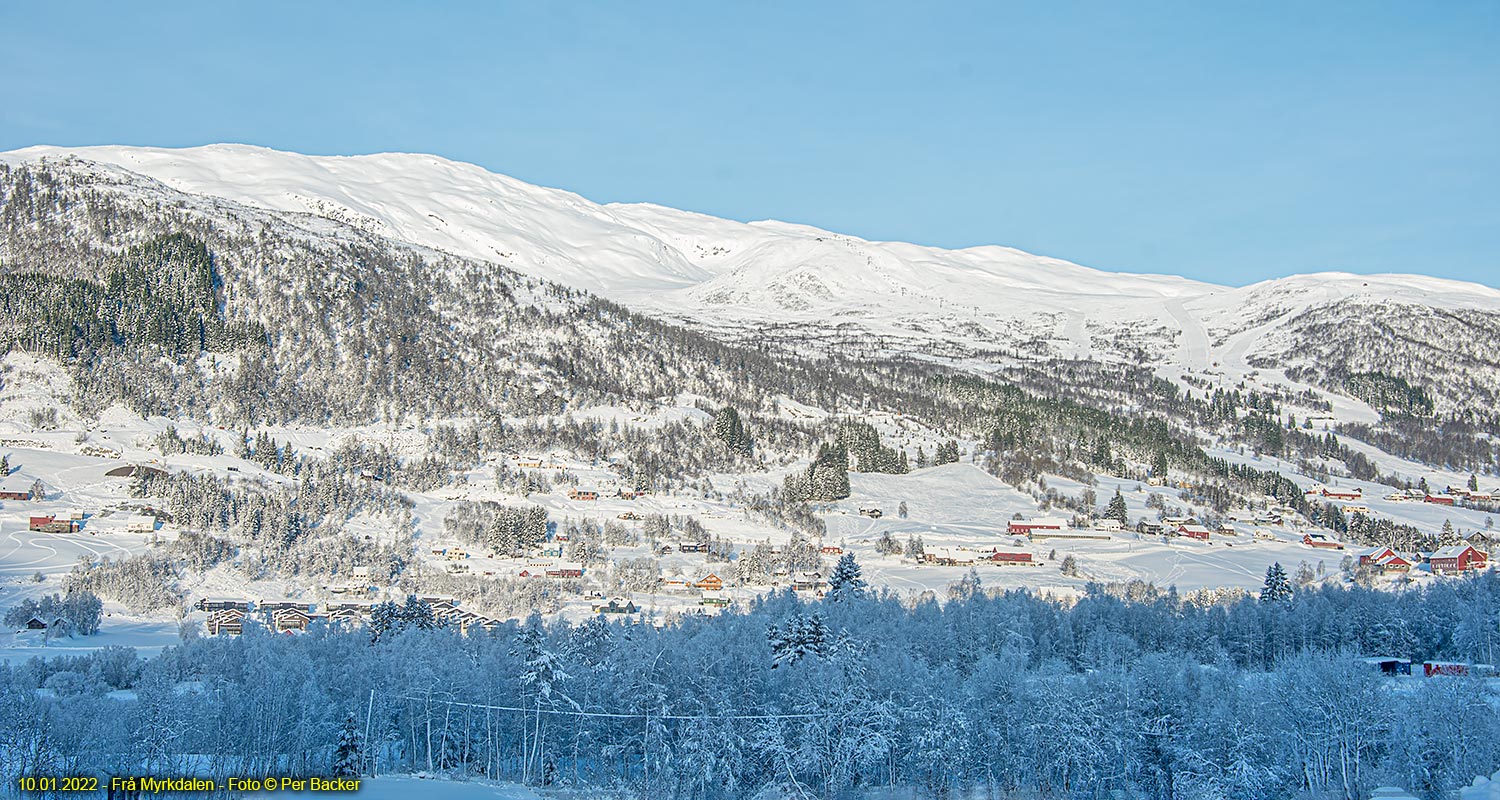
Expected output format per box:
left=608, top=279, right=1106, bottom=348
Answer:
left=1303, top=532, right=1344, bottom=550
left=987, top=551, right=1033, bottom=565
left=28, top=515, right=79, bottom=534
left=1429, top=545, right=1487, bottom=574
left=1359, top=546, right=1397, bottom=565
left=1425, top=494, right=1456, bottom=506
left=1008, top=517, right=1065, bottom=535
left=0, top=478, right=35, bottom=501
left=1375, top=553, right=1413, bottom=573
left=1178, top=524, right=1212, bottom=541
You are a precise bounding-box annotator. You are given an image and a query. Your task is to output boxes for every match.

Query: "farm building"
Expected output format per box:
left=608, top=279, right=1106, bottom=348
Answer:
left=924, top=547, right=976, bottom=566
left=1092, top=519, right=1123, bottom=532
left=1429, top=544, right=1487, bottom=574
left=546, top=567, right=584, bottom=579
left=1008, top=517, right=1065, bottom=535
left=694, top=573, right=724, bottom=591
left=29, top=515, right=80, bottom=534
left=820, top=545, right=843, bottom=555
left=1424, top=494, right=1456, bottom=506
left=1302, top=532, right=1344, bottom=550
left=1321, top=487, right=1362, bottom=501
left=1028, top=527, right=1111, bottom=541
left=986, top=551, right=1034, bottom=565
left=103, top=464, right=168, bottom=480
left=859, top=507, right=883, bottom=519
left=678, top=541, right=710, bottom=553
left=568, top=489, right=599, bottom=501
left=1178, top=524, right=1212, bottom=541
left=0, top=476, right=37, bottom=501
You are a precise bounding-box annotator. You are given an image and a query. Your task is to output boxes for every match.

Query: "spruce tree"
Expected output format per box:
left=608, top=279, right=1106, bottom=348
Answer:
left=332, top=712, right=363, bottom=777
left=1105, top=489, right=1129, bottom=525
left=711, top=406, right=752, bottom=456
left=1260, top=563, right=1293, bottom=604
left=825, top=553, right=866, bottom=602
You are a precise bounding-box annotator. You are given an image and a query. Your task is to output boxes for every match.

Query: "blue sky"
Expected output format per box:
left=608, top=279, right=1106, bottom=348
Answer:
left=2, top=1, right=1495, bottom=286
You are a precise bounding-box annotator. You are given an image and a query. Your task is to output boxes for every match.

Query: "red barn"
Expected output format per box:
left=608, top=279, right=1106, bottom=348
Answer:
left=1321, top=488, right=1363, bottom=501
left=28, top=515, right=79, bottom=534
left=987, top=551, right=1033, bottom=565
left=1424, top=661, right=1470, bottom=677
left=0, top=477, right=35, bottom=501
left=1425, top=494, right=1456, bottom=506
left=1303, top=532, right=1345, bottom=550
left=1178, top=524, right=1212, bottom=541
left=1429, top=545, right=1487, bottom=574
left=1008, top=517, right=1065, bottom=535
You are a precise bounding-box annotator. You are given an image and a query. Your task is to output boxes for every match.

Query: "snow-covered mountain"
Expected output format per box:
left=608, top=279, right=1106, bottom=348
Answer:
left=5, top=143, right=1499, bottom=413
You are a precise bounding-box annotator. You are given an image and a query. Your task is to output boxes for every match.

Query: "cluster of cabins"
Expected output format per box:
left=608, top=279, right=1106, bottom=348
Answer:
left=1362, top=657, right=1497, bottom=678
left=1378, top=486, right=1498, bottom=507
left=923, top=547, right=1036, bottom=567
left=24, top=511, right=157, bottom=534
left=1348, top=544, right=1489, bottom=575
left=200, top=595, right=506, bottom=637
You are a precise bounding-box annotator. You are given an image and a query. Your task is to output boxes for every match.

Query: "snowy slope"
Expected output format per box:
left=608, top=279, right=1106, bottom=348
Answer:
left=5, top=144, right=1500, bottom=407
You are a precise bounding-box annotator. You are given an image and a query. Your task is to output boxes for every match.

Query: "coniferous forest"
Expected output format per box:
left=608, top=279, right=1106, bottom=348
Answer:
left=3, top=570, right=1500, bottom=799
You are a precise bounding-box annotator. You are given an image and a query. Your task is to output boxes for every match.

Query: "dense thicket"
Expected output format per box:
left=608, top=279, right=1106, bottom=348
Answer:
left=3, top=576, right=1499, bottom=800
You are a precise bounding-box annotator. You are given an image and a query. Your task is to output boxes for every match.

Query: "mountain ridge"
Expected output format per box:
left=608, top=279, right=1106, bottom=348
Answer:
left=5, top=143, right=1500, bottom=418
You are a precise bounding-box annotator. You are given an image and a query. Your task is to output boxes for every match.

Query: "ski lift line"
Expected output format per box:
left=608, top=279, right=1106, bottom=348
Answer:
left=390, top=694, right=827, bottom=721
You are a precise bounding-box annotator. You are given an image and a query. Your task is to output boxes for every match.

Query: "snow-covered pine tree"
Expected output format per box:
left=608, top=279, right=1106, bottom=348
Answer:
left=331, top=712, right=362, bottom=777
left=711, top=406, right=752, bottom=456
left=1260, top=563, right=1293, bottom=604
left=825, top=553, right=866, bottom=602
left=767, top=612, right=831, bottom=668
left=401, top=594, right=436, bottom=630
left=369, top=600, right=400, bottom=642
left=1105, top=489, right=1129, bottom=524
